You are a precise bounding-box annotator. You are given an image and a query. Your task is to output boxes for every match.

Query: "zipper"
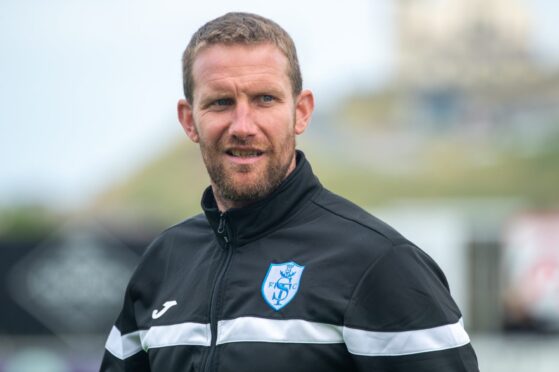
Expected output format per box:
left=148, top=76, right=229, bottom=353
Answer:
left=202, top=213, right=233, bottom=372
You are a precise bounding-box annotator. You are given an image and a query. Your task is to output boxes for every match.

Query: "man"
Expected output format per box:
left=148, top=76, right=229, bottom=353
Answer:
left=100, top=12, right=479, bottom=371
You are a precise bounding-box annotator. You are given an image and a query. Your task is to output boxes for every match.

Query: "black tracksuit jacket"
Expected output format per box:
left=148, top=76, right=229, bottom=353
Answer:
left=100, top=151, right=479, bottom=371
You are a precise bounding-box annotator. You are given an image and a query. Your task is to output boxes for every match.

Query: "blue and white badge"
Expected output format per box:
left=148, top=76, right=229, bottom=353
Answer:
left=261, top=261, right=305, bottom=311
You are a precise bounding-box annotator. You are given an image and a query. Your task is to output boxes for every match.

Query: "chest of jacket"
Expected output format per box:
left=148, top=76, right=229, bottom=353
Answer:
left=132, top=218, right=374, bottom=371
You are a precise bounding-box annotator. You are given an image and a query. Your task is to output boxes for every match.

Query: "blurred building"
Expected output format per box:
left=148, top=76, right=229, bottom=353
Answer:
left=396, top=0, right=535, bottom=90
left=342, top=0, right=559, bottom=150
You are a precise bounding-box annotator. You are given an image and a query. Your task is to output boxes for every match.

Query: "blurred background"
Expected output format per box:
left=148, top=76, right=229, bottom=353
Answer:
left=1, top=0, right=558, bottom=370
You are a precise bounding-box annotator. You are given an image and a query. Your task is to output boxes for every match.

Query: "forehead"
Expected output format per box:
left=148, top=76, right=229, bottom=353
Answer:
left=191, top=43, right=291, bottom=95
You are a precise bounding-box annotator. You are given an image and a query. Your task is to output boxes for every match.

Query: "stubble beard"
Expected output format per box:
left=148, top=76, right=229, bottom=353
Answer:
left=200, top=134, right=296, bottom=206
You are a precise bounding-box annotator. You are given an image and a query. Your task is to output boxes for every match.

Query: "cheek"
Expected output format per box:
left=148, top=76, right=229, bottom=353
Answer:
left=258, top=109, right=296, bottom=135
left=194, top=116, right=227, bottom=144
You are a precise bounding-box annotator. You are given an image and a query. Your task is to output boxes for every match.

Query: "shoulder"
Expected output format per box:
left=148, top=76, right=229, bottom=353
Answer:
left=309, top=190, right=456, bottom=320
left=127, top=213, right=210, bottom=288
left=310, top=188, right=409, bottom=246
left=146, top=213, right=210, bottom=250
left=345, top=242, right=458, bottom=331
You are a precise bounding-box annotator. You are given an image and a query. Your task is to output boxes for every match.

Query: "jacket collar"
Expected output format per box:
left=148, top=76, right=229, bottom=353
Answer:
left=202, top=150, right=322, bottom=247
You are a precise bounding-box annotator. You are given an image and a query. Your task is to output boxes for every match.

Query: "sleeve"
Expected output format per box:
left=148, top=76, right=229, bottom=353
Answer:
left=99, top=281, right=150, bottom=372
left=343, top=243, right=479, bottom=371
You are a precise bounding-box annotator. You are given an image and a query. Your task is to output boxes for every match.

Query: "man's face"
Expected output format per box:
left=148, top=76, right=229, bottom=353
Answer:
left=178, top=43, right=313, bottom=209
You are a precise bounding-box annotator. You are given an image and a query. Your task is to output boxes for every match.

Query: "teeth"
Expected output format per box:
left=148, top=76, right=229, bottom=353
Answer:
left=230, top=150, right=261, bottom=157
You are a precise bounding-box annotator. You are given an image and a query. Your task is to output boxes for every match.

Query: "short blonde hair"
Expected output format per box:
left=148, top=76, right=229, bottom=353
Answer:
left=182, top=12, right=302, bottom=103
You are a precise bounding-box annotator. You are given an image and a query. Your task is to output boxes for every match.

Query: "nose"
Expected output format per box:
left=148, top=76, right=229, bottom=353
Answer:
left=228, top=100, right=257, bottom=138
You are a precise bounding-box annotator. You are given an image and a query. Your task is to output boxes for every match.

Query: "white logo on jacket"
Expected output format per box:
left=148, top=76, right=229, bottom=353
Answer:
left=152, top=300, right=178, bottom=319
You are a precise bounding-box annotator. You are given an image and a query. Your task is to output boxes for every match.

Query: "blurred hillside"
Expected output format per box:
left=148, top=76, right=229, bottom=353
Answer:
left=89, top=143, right=208, bottom=228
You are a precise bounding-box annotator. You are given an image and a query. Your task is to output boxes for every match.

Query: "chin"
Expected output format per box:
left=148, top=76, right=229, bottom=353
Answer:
left=229, top=174, right=264, bottom=190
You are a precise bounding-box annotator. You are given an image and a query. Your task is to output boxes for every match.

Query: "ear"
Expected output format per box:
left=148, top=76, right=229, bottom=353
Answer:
left=294, top=89, right=314, bottom=135
left=177, top=98, right=200, bottom=143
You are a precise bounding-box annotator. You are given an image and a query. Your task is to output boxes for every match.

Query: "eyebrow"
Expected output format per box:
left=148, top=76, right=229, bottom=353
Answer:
left=197, top=83, right=286, bottom=105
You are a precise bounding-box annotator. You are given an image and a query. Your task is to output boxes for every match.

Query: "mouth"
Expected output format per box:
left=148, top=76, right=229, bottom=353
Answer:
left=226, top=149, right=264, bottom=158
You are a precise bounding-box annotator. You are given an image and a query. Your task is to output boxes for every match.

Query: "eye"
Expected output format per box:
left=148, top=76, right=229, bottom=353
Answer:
left=213, top=98, right=234, bottom=106
left=259, top=95, right=275, bottom=104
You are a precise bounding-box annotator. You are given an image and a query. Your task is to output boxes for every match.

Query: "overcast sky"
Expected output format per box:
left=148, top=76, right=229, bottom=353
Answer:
left=1, top=0, right=557, bottom=210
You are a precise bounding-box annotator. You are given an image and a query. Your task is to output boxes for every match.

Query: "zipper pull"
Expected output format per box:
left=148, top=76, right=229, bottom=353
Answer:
left=217, top=214, right=229, bottom=243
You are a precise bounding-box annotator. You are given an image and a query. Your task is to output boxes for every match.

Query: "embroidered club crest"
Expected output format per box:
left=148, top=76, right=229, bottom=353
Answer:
left=261, top=261, right=305, bottom=311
